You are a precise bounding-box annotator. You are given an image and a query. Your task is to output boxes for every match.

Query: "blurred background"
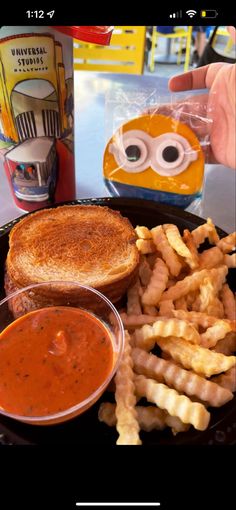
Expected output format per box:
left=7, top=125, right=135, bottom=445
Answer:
left=73, top=26, right=236, bottom=77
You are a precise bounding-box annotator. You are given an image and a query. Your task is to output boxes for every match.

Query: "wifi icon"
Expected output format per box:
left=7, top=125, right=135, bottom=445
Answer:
left=186, top=9, right=197, bottom=17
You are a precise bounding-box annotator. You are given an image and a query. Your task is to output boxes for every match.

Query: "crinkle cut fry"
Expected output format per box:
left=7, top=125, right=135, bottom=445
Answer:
left=142, top=257, right=169, bottom=306
left=99, top=401, right=166, bottom=430
left=98, top=402, right=189, bottom=433
left=120, top=312, right=159, bottom=329
left=163, top=223, right=192, bottom=259
left=191, top=218, right=219, bottom=248
left=143, top=305, right=158, bottom=316
left=212, top=266, right=229, bottom=294
left=211, top=366, right=236, bottom=392
left=217, top=232, right=236, bottom=253
left=200, top=320, right=232, bottom=348
left=134, top=318, right=200, bottom=351
left=134, top=374, right=210, bottom=430
left=136, top=239, right=156, bottom=254
left=224, top=253, right=236, bottom=268
left=206, top=218, right=220, bottom=245
left=98, top=402, right=117, bottom=427
left=135, top=225, right=152, bottom=240
left=206, top=297, right=224, bottom=318
left=221, top=283, right=236, bottom=320
left=199, top=277, right=215, bottom=313
left=151, top=225, right=182, bottom=277
left=139, top=255, right=153, bottom=286
left=156, top=336, right=236, bottom=377
left=212, top=331, right=236, bottom=355
left=183, top=229, right=199, bottom=269
left=175, top=296, right=188, bottom=311
left=132, top=348, right=233, bottom=407
left=160, top=266, right=228, bottom=302
left=158, top=300, right=174, bottom=317
left=160, top=268, right=210, bottom=301
left=127, top=278, right=142, bottom=315
left=173, top=309, right=228, bottom=329
left=191, top=223, right=210, bottom=248
left=191, top=294, right=201, bottom=313
left=199, top=247, right=224, bottom=269
left=165, top=413, right=190, bottom=435
left=146, top=252, right=158, bottom=269
left=115, top=330, right=141, bottom=445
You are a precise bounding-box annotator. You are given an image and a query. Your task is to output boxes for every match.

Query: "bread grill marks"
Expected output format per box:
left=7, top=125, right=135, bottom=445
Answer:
left=5, top=205, right=140, bottom=313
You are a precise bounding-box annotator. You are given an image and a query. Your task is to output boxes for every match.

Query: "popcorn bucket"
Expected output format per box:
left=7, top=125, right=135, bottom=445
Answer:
left=0, top=26, right=113, bottom=212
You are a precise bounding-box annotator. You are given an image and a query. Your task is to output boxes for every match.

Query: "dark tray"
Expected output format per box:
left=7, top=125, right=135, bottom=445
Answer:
left=0, top=197, right=235, bottom=445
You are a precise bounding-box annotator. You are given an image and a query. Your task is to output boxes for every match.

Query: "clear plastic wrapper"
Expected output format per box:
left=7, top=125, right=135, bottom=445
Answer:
left=103, top=89, right=213, bottom=209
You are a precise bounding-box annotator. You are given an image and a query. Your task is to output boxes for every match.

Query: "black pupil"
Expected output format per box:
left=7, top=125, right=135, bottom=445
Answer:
left=162, top=146, right=179, bottom=163
left=125, top=145, right=141, bottom=162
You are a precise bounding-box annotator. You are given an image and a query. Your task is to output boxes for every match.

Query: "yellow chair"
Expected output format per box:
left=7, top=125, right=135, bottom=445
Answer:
left=149, top=26, right=193, bottom=72
left=74, top=26, right=146, bottom=74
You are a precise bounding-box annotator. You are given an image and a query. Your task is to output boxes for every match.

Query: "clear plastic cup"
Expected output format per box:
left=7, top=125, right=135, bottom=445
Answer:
left=0, top=281, right=124, bottom=425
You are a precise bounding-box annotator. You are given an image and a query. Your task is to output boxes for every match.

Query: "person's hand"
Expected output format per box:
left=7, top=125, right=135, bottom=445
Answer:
left=169, top=63, right=236, bottom=169
left=227, top=26, right=236, bottom=44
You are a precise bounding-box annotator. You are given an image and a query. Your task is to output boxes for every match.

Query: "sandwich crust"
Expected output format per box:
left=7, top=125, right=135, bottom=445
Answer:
left=6, top=205, right=139, bottom=306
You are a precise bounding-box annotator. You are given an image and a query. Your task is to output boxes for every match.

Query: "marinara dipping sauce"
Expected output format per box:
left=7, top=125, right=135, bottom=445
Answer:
left=0, top=306, right=115, bottom=424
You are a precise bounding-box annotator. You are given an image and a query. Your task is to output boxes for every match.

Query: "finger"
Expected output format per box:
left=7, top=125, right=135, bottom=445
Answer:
left=207, top=147, right=219, bottom=164
left=168, top=63, right=227, bottom=91
left=143, top=94, right=210, bottom=139
left=227, top=26, right=236, bottom=43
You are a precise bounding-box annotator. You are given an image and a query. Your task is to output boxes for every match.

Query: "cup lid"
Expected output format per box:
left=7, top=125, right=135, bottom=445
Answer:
left=53, top=26, right=114, bottom=45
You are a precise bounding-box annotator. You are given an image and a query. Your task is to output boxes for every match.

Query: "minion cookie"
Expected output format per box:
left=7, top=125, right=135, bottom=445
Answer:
left=103, top=114, right=204, bottom=207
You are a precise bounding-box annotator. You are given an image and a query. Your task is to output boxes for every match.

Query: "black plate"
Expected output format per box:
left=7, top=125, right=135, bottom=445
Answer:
left=0, top=197, right=235, bottom=445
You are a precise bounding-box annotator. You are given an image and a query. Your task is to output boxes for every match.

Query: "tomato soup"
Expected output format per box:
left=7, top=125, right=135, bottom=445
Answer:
left=0, top=307, right=114, bottom=418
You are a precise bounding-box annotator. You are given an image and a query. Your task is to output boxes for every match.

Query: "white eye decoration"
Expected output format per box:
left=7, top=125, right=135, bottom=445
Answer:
left=109, top=130, right=198, bottom=176
left=151, top=133, right=198, bottom=176
left=108, top=130, right=150, bottom=173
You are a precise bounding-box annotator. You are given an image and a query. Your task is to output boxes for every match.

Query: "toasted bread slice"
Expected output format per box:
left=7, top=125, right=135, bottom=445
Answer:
left=6, top=205, right=139, bottom=305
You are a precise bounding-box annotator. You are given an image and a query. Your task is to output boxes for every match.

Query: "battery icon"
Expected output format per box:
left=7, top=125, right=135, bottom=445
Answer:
left=201, top=9, right=218, bottom=18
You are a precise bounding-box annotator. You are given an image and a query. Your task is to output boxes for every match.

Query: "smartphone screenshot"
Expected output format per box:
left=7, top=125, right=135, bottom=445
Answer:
left=0, top=7, right=235, bottom=510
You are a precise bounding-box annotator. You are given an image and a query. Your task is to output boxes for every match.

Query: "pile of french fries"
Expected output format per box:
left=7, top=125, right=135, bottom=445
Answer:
left=98, top=218, right=236, bottom=444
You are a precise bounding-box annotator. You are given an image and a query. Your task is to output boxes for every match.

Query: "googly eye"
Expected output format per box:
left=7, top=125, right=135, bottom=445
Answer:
left=162, top=145, right=180, bottom=163
left=125, top=145, right=141, bottom=162
left=151, top=133, right=198, bottom=176
left=109, top=130, right=151, bottom=173
left=156, top=140, right=185, bottom=169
